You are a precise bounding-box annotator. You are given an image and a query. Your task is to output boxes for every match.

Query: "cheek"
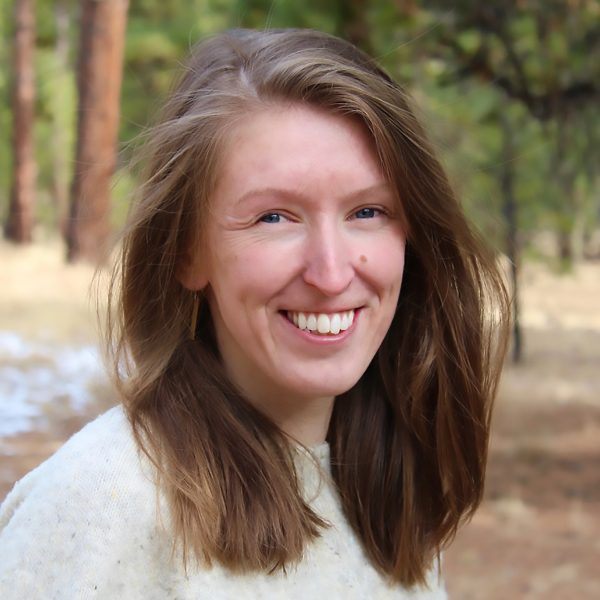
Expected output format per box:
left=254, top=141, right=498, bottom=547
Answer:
left=209, top=246, right=295, bottom=309
left=362, top=236, right=406, bottom=291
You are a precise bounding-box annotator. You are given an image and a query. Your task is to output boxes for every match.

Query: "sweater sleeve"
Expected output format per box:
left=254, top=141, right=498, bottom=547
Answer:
left=0, top=407, right=174, bottom=600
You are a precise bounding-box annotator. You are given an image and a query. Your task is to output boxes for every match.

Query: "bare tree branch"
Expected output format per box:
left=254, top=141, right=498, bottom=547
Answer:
left=438, top=32, right=599, bottom=120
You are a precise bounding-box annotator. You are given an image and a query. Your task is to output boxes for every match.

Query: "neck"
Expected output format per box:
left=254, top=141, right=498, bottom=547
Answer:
left=275, top=396, right=335, bottom=447
left=249, top=390, right=335, bottom=447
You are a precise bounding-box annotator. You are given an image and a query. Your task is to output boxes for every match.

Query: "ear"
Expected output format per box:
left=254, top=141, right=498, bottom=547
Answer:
left=177, top=249, right=209, bottom=291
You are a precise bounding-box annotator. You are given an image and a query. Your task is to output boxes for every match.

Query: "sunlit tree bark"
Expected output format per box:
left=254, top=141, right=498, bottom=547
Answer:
left=67, top=0, right=129, bottom=263
left=5, top=0, right=36, bottom=243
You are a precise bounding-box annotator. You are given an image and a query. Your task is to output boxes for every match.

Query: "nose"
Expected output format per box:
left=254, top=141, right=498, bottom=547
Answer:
left=302, top=224, right=354, bottom=296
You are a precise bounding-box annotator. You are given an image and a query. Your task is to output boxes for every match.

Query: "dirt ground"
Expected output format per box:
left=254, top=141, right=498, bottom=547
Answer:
left=1, top=239, right=599, bottom=599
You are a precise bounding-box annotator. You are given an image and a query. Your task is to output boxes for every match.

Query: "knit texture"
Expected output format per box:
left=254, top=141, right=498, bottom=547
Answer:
left=0, top=407, right=447, bottom=599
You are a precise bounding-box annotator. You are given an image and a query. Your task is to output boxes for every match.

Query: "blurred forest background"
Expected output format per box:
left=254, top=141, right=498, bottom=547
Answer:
left=1, top=1, right=599, bottom=599
left=3, top=0, right=599, bottom=268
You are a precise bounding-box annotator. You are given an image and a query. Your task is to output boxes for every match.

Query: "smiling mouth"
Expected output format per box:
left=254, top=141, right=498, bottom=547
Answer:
left=286, top=310, right=355, bottom=335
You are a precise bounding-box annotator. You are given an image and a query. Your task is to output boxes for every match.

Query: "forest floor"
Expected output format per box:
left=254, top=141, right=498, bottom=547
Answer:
left=1, top=238, right=599, bottom=599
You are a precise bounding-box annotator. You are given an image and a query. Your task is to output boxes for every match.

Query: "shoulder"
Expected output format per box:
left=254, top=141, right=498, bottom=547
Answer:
left=0, top=406, right=167, bottom=599
left=1, top=405, right=147, bottom=516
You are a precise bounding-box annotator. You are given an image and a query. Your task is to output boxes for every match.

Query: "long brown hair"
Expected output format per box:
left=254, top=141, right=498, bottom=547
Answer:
left=106, top=29, right=510, bottom=587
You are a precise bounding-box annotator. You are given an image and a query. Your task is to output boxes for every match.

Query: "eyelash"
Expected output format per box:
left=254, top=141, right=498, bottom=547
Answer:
left=258, top=207, right=387, bottom=224
left=258, top=212, right=287, bottom=224
left=354, top=207, right=380, bottom=219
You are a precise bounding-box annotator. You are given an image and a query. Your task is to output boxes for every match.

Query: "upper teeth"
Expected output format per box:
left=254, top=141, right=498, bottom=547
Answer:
left=288, top=310, right=355, bottom=334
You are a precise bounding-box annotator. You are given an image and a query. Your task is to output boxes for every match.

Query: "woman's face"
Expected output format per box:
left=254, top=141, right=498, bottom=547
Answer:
left=182, top=104, right=405, bottom=432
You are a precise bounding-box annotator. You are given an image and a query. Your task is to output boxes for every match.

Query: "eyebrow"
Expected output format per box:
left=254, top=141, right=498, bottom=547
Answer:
left=234, top=182, right=394, bottom=207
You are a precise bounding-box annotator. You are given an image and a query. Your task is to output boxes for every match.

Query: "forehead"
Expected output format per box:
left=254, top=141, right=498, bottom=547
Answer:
left=212, top=103, right=388, bottom=206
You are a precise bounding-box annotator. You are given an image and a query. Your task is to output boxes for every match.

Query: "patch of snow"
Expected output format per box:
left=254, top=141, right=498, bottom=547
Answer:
left=0, top=331, right=106, bottom=437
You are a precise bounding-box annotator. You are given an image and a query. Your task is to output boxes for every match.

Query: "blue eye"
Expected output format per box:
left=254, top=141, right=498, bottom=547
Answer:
left=259, top=213, right=282, bottom=224
left=355, top=207, right=378, bottom=219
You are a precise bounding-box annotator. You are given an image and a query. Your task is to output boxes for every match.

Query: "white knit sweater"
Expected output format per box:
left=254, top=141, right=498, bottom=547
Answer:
left=0, top=407, right=447, bottom=599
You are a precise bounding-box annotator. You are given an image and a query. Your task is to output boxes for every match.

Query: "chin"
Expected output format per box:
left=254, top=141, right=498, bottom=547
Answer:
left=288, top=374, right=363, bottom=400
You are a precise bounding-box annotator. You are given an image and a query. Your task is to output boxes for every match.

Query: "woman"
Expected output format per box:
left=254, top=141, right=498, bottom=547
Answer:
left=0, top=29, right=509, bottom=598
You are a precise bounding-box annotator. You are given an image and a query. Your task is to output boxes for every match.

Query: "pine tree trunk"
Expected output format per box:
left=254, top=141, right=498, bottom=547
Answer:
left=501, top=115, right=523, bottom=364
left=66, top=0, right=129, bottom=263
left=52, top=0, right=70, bottom=237
left=5, top=0, right=36, bottom=243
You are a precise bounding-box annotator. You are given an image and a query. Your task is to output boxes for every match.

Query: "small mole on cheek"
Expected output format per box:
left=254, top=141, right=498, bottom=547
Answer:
left=359, top=254, right=367, bottom=263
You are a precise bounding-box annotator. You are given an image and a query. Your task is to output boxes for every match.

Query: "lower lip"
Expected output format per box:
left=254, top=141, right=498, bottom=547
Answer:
left=280, top=310, right=360, bottom=344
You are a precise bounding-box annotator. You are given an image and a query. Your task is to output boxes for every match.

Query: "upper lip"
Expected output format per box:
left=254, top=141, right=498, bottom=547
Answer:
left=283, top=307, right=361, bottom=313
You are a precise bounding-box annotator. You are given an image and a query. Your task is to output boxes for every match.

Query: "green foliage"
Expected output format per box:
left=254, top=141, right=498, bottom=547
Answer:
left=34, top=46, right=76, bottom=193
left=110, top=167, right=136, bottom=230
